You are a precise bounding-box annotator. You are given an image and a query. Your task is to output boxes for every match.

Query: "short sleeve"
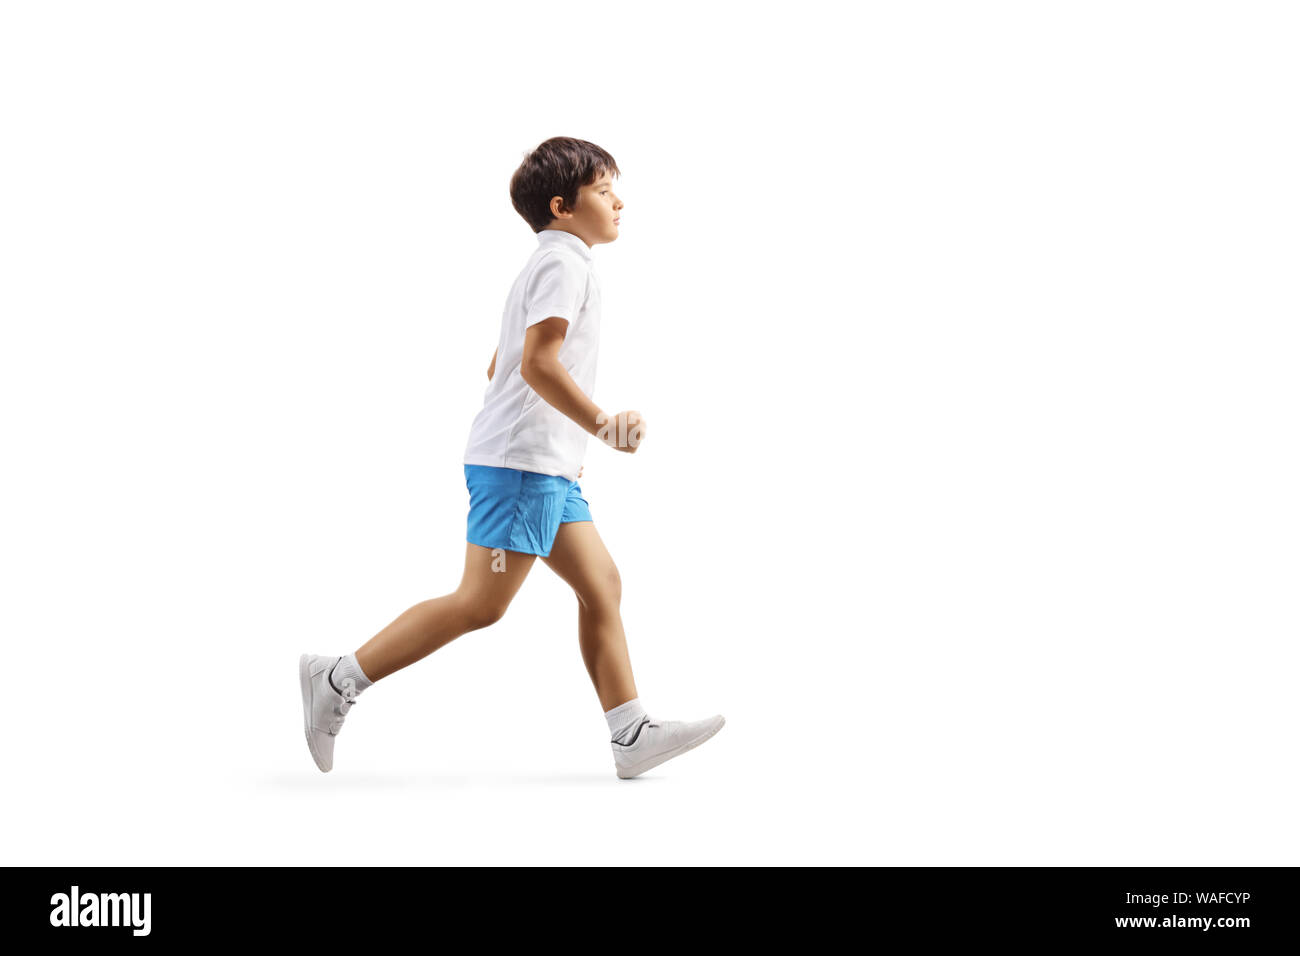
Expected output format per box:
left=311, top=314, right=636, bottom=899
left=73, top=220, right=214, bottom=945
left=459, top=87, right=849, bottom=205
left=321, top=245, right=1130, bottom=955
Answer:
left=524, top=254, right=587, bottom=328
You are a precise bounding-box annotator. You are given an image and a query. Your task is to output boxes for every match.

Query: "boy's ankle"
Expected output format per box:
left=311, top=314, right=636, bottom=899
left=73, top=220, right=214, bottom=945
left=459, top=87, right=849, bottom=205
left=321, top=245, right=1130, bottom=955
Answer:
left=329, top=653, right=375, bottom=697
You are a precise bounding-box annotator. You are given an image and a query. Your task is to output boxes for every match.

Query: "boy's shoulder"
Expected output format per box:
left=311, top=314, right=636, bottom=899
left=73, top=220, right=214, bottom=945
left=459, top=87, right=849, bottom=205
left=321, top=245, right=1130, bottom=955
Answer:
left=530, top=244, right=591, bottom=271
left=517, top=246, right=593, bottom=289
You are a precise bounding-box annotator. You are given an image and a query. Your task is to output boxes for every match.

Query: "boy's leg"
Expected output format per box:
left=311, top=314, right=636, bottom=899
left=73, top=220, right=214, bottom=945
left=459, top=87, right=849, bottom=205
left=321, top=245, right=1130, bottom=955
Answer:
left=540, top=520, right=638, bottom=711
left=353, top=542, right=538, bottom=682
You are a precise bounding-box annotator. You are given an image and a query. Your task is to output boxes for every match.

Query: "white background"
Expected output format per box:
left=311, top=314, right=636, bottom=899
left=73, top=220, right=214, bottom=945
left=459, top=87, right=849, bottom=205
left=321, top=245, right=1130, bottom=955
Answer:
left=2, top=1, right=1296, bottom=865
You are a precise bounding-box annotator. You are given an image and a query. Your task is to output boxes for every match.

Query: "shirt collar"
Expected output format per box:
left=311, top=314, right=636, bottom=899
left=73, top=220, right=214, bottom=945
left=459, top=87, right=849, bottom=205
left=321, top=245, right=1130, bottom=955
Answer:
left=536, top=228, right=593, bottom=263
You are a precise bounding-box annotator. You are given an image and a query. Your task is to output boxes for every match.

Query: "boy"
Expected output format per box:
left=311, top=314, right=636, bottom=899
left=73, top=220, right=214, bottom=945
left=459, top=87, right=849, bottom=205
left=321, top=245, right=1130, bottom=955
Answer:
left=299, top=136, right=724, bottom=779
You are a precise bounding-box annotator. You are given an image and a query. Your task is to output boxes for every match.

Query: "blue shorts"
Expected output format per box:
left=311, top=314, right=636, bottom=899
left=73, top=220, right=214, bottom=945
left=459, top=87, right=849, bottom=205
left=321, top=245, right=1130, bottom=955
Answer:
left=464, top=464, right=593, bottom=558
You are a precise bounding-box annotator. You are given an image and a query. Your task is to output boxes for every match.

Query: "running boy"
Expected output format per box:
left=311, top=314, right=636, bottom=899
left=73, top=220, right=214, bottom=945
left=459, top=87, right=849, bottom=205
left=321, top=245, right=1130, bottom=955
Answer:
left=299, top=136, right=724, bottom=779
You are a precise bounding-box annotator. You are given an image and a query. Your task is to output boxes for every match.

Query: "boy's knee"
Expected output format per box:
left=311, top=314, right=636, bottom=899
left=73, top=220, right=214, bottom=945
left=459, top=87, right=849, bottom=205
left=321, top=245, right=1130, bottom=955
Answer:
left=580, top=568, right=621, bottom=612
left=478, top=604, right=509, bottom=629
left=459, top=596, right=508, bottom=630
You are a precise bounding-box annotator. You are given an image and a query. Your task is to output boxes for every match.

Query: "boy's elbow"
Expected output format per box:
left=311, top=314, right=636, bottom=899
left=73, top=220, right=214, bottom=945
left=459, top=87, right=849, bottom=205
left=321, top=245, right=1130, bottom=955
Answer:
left=519, top=355, right=550, bottom=387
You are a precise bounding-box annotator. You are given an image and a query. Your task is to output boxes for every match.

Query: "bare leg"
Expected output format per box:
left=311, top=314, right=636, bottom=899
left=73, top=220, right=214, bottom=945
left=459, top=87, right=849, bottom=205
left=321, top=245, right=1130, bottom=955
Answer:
left=540, top=520, right=638, bottom=711
left=353, top=543, right=537, bottom=682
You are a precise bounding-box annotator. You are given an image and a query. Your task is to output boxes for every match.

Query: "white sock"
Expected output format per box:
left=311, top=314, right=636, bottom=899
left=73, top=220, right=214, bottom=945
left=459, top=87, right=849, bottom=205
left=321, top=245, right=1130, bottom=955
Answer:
left=604, top=697, right=649, bottom=745
left=329, top=653, right=374, bottom=697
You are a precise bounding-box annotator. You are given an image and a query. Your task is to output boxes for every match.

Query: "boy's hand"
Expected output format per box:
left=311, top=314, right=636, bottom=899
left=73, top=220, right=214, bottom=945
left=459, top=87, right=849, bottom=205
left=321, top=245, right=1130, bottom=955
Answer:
left=578, top=466, right=583, bottom=478
left=597, top=410, right=646, bottom=454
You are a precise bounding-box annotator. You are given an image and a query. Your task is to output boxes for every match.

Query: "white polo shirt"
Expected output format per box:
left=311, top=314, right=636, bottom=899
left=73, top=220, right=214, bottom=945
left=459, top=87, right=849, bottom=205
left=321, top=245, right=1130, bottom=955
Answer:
left=463, top=228, right=601, bottom=481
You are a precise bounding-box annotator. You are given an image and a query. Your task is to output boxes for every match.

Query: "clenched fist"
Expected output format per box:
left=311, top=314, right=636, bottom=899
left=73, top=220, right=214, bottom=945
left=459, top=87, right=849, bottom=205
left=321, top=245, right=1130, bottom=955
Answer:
left=597, top=410, right=646, bottom=453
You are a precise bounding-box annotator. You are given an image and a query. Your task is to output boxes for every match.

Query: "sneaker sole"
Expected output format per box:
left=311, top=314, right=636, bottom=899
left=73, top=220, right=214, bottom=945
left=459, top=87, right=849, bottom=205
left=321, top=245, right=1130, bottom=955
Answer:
left=299, top=654, right=331, bottom=773
left=615, top=716, right=725, bottom=779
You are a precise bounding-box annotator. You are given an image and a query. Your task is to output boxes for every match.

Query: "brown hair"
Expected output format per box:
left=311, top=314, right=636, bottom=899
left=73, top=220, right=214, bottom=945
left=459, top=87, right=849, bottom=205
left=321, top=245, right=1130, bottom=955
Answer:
left=510, top=137, right=621, bottom=233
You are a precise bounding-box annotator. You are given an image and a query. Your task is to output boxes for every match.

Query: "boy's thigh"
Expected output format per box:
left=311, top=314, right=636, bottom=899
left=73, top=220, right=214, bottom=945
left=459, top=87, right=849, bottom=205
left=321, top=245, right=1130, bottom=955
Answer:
left=458, top=542, right=537, bottom=613
left=541, top=520, right=620, bottom=608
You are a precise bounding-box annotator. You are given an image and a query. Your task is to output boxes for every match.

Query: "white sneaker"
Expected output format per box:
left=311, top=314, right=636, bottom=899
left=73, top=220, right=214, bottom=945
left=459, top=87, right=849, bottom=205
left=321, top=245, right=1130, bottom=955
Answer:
left=611, top=713, right=726, bottom=779
left=299, top=653, right=360, bottom=773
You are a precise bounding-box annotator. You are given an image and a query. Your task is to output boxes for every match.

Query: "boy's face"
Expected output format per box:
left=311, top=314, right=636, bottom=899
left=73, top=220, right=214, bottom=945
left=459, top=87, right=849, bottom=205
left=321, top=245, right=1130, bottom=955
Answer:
left=550, top=169, right=623, bottom=246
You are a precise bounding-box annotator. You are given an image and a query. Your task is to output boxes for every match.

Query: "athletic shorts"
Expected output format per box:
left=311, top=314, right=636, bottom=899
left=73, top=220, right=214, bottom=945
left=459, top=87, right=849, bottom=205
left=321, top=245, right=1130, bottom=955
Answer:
left=464, top=463, right=593, bottom=558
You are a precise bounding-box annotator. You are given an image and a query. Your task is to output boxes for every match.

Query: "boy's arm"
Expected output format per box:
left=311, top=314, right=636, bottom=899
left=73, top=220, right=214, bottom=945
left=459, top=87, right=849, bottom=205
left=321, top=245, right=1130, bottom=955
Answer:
left=520, top=318, right=604, bottom=436
left=487, top=347, right=497, bottom=381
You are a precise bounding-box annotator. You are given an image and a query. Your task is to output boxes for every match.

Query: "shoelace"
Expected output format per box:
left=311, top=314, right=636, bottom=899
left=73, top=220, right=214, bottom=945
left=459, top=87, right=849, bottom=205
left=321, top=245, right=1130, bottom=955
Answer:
left=613, top=716, right=659, bottom=748
left=328, top=677, right=359, bottom=735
